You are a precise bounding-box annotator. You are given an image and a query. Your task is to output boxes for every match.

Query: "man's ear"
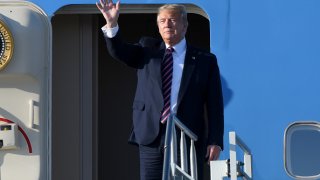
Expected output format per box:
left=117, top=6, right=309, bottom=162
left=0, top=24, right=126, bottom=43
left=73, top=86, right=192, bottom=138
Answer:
left=184, top=22, right=188, bottom=29
left=184, top=23, right=188, bottom=33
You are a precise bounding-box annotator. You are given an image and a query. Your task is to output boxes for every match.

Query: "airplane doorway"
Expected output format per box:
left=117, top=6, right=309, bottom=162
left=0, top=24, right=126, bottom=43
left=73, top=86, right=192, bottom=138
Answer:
left=51, top=5, right=210, bottom=180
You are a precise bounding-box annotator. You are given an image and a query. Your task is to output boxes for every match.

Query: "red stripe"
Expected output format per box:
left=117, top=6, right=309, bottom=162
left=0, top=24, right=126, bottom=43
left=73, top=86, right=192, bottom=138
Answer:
left=160, top=107, right=170, bottom=120
left=0, top=118, right=33, bottom=153
left=162, top=80, right=172, bottom=90
left=161, top=113, right=170, bottom=123
left=163, top=93, right=170, bottom=100
left=162, top=59, right=173, bottom=70
left=164, top=93, right=171, bottom=101
left=162, top=107, right=170, bottom=115
left=163, top=101, right=170, bottom=108
left=162, top=85, right=171, bottom=94
left=163, top=78, right=172, bottom=86
left=163, top=74, right=172, bottom=85
left=162, top=69, right=172, bottom=80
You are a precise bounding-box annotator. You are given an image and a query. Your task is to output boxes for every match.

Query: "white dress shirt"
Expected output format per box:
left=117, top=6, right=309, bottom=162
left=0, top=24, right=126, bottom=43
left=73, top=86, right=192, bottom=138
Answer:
left=101, top=25, right=186, bottom=114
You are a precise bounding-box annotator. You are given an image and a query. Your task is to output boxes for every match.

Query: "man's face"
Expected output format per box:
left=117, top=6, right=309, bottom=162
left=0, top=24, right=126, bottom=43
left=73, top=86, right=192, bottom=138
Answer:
left=157, top=9, right=187, bottom=46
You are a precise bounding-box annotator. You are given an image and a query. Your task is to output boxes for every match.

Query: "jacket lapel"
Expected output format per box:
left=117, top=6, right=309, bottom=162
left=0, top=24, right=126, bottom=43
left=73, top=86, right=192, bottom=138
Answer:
left=177, top=45, right=197, bottom=107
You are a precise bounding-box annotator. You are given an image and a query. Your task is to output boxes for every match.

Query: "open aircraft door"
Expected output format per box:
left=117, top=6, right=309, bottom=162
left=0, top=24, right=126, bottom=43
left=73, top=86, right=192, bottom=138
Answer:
left=0, top=1, right=50, bottom=179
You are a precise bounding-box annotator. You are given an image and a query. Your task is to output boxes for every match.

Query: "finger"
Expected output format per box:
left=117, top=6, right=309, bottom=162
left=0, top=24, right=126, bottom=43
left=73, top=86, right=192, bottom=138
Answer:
left=116, top=0, right=120, bottom=10
left=99, top=0, right=104, bottom=6
left=207, top=150, right=213, bottom=165
left=213, top=149, right=220, bottom=160
left=99, top=0, right=105, bottom=8
left=209, top=149, right=214, bottom=161
left=96, top=2, right=102, bottom=10
left=215, top=150, right=221, bottom=160
left=107, top=0, right=113, bottom=7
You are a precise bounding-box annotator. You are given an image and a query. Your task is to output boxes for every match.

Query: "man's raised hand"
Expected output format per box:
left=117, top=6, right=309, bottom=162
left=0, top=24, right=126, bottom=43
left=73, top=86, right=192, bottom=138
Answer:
left=96, top=0, right=120, bottom=28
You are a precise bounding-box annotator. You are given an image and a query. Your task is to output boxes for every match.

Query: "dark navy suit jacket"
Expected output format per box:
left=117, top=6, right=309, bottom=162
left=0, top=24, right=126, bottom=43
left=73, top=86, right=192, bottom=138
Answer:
left=104, top=32, right=224, bottom=150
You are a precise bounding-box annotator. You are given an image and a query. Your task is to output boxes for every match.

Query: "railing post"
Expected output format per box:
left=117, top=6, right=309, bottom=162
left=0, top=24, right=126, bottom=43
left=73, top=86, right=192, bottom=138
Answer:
left=171, top=124, right=177, bottom=176
left=162, top=115, right=174, bottom=180
left=229, top=132, right=237, bottom=180
left=181, top=131, right=188, bottom=173
left=162, top=115, right=199, bottom=180
left=190, top=140, right=197, bottom=180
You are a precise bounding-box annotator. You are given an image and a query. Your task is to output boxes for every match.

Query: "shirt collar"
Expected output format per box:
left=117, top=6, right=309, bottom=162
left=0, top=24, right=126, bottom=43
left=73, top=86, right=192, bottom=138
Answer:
left=165, top=38, right=186, bottom=54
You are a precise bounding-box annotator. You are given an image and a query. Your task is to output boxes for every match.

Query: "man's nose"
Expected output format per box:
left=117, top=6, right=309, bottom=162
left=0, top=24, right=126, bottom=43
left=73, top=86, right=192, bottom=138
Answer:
left=164, top=19, right=172, bottom=27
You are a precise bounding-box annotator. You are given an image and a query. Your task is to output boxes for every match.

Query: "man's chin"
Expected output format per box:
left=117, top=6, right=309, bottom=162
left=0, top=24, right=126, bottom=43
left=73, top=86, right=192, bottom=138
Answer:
left=163, top=33, right=174, bottom=37
left=163, top=36, right=174, bottom=42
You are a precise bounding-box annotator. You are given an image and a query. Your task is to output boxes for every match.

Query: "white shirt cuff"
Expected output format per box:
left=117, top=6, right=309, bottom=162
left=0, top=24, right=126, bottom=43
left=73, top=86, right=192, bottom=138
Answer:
left=101, top=24, right=119, bottom=38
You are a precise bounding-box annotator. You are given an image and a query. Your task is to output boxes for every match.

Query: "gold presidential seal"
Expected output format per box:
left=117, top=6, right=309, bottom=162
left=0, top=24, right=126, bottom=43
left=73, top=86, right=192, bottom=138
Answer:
left=0, top=19, right=14, bottom=71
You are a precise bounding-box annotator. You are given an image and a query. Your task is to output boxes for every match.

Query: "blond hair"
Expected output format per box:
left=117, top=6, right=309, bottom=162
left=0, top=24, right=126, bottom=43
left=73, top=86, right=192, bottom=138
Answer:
left=157, top=4, right=188, bottom=26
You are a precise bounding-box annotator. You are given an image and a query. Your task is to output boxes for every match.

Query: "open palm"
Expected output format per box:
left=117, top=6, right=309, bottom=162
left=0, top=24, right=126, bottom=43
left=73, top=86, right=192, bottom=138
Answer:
left=96, top=0, right=120, bottom=28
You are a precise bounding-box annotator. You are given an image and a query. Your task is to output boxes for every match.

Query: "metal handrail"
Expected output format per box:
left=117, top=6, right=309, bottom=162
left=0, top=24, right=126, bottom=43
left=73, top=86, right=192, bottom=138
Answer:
left=229, top=131, right=252, bottom=180
left=162, top=114, right=198, bottom=180
left=210, top=131, right=252, bottom=180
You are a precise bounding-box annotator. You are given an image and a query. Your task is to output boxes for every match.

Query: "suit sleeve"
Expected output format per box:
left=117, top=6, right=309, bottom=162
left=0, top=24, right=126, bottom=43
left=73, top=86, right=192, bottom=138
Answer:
left=103, top=30, right=145, bottom=69
left=206, top=55, right=224, bottom=150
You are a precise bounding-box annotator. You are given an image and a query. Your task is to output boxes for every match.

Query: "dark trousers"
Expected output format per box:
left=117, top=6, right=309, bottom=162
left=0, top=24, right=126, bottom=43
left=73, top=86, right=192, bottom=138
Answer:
left=139, top=123, right=166, bottom=180
left=138, top=124, right=205, bottom=180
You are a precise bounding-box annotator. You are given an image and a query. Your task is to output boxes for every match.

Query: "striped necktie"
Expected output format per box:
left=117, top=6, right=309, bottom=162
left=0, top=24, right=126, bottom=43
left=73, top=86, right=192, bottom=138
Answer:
left=160, top=47, right=174, bottom=123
